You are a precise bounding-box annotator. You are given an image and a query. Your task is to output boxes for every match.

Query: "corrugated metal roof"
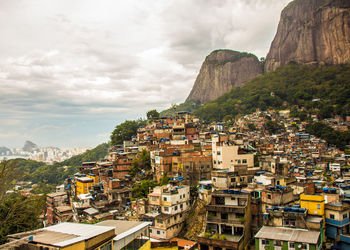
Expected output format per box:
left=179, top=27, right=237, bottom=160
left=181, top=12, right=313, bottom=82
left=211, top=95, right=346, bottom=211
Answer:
left=43, top=222, right=115, bottom=247
left=255, top=226, right=320, bottom=244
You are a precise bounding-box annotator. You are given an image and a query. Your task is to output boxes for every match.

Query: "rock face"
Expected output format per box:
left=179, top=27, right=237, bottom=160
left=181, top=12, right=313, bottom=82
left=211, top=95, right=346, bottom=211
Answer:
left=23, top=140, right=39, bottom=152
left=186, top=50, right=262, bottom=103
left=265, top=0, right=350, bottom=72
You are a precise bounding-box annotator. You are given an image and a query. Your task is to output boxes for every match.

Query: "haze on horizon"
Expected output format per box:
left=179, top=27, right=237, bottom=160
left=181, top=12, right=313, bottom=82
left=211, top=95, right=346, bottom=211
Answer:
left=0, top=0, right=291, bottom=148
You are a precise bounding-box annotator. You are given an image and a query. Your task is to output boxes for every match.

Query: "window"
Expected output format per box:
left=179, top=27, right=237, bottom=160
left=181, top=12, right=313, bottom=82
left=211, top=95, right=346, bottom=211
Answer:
left=157, top=230, right=160, bottom=235
left=214, top=160, right=216, bottom=164
left=274, top=241, right=282, bottom=246
left=213, top=178, right=216, bottom=182
left=242, top=159, right=247, bottom=163
left=240, top=177, right=245, bottom=182
left=267, top=194, right=271, bottom=199
left=157, top=220, right=163, bottom=224
left=296, top=243, right=307, bottom=249
left=344, top=213, right=348, bottom=219
left=152, top=196, right=157, bottom=201
left=289, top=242, right=295, bottom=248
left=231, top=178, right=235, bottom=182
left=330, top=214, right=335, bottom=219
left=164, top=207, right=169, bottom=211
left=262, top=240, right=269, bottom=245
left=175, top=206, right=178, bottom=210
left=317, top=204, right=321, bottom=209
left=217, top=151, right=221, bottom=155
left=231, top=197, right=236, bottom=200
left=183, top=194, right=186, bottom=198
left=238, top=160, right=241, bottom=164
left=180, top=204, right=183, bottom=209
left=163, top=197, right=167, bottom=201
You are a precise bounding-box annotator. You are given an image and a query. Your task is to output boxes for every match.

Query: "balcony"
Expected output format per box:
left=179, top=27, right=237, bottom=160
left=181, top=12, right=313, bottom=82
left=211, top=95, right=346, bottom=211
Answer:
left=340, top=234, right=350, bottom=244
left=198, top=233, right=243, bottom=248
left=205, top=205, right=245, bottom=213
left=326, top=217, right=350, bottom=227
left=207, top=217, right=244, bottom=226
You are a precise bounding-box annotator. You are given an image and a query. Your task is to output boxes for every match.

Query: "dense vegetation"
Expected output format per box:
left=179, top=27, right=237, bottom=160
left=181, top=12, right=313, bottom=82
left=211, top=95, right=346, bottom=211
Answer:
left=0, top=161, right=45, bottom=244
left=194, top=63, right=350, bottom=121
left=129, top=149, right=151, bottom=176
left=306, top=122, right=350, bottom=150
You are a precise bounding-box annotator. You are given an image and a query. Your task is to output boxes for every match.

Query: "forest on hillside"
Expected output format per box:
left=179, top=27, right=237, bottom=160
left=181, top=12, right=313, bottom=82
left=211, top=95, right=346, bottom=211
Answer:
left=194, top=63, right=350, bottom=122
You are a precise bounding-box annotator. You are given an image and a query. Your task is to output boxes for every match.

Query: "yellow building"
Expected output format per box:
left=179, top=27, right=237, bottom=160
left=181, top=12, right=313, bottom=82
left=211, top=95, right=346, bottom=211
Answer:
left=76, top=176, right=94, bottom=196
left=5, top=222, right=115, bottom=249
left=87, top=173, right=99, bottom=184
left=300, top=194, right=326, bottom=242
left=300, top=194, right=325, bottom=216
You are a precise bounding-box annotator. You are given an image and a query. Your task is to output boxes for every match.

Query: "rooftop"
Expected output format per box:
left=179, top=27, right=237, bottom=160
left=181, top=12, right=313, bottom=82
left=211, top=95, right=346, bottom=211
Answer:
left=76, top=177, right=94, bottom=183
left=8, top=223, right=115, bottom=248
left=97, top=220, right=151, bottom=241
left=255, top=226, right=320, bottom=244
left=47, top=192, right=67, bottom=198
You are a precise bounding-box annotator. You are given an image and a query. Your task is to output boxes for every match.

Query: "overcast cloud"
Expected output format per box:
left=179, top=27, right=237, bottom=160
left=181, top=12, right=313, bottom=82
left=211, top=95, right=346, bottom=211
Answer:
left=0, top=0, right=291, bottom=148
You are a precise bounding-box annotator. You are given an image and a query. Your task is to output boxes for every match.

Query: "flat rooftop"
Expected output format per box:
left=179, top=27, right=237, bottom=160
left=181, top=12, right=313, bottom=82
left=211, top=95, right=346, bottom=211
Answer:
left=9, top=222, right=115, bottom=248
left=97, top=220, right=148, bottom=235
left=255, top=226, right=320, bottom=244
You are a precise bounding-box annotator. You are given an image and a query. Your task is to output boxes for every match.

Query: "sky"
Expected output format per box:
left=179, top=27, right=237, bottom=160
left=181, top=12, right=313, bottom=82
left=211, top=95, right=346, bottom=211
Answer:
left=0, top=0, right=292, bottom=149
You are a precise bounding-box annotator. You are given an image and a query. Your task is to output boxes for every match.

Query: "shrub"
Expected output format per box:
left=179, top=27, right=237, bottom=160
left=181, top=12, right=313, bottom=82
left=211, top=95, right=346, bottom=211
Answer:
left=219, top=235, right=227, bottom=240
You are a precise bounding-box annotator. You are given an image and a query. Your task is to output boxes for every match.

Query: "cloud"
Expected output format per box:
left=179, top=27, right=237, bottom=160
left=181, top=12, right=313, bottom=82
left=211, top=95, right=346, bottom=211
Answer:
left=0, top=0, right=292, bottom=147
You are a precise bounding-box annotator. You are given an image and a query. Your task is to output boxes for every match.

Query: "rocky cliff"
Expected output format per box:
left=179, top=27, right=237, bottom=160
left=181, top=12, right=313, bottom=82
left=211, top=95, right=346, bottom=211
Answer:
left=265, top=0, right=350, bottom=72
left=186, top=50, right=262, bottom=103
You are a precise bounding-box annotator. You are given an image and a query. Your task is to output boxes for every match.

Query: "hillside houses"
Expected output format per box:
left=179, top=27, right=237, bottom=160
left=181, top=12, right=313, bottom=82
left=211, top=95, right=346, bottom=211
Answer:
left=30, top=109, right=350, bottom=249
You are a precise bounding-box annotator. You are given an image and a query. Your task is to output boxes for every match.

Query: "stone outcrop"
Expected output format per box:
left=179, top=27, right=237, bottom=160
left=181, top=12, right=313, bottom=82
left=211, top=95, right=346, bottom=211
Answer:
left=265, top=0, right=350, bottom=72
left=186, top=50, right=262, bottom=103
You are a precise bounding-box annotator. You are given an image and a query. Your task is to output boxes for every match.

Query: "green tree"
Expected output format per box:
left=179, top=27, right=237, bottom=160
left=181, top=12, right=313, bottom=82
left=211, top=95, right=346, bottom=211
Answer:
left=265, top=120, right=283, bottom=134
left=110, top=119, right=145, bottom=145
left=247, top=123, right=256, bottom=131
left=0, top=161, right=45, bottom=244
left=0, top=194, right=45, bottom=244
left=131, top=180, right=157, bottom=199
left=159, top=174, right=170, bottom=186
left=146, top=109, right=160, bottom=120
left=129, top=149, right=151, bottom=176
left=0, top=160, right=21, bottom=200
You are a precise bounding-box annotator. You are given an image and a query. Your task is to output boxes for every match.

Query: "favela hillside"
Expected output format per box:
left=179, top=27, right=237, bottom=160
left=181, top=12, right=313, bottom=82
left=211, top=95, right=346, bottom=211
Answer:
left=1, top=0, right=350, bottom=249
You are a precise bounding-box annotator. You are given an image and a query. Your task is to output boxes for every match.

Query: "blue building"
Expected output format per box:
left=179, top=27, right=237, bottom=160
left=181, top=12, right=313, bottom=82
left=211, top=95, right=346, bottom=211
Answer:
left=325, top=203, right=350, bottom=249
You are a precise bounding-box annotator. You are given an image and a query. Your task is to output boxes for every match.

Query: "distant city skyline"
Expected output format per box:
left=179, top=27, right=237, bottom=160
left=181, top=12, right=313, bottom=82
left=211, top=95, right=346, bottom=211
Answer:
left=0, top=0, right=292, bottom=148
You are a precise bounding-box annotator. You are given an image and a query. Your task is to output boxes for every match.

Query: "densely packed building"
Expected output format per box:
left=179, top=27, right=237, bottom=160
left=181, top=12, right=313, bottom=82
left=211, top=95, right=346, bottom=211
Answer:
left=4, top=109, right=350, bottom=249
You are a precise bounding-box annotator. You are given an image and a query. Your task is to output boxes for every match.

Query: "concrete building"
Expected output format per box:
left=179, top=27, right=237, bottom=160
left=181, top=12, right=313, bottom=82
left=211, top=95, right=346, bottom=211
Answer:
left=198, top=190, right=252, bottom=250
left=148, top=185, right=190, bottom=240
left=325, top=202, right=350, bottom=249
left=212, top=135, right=254, bottom=170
